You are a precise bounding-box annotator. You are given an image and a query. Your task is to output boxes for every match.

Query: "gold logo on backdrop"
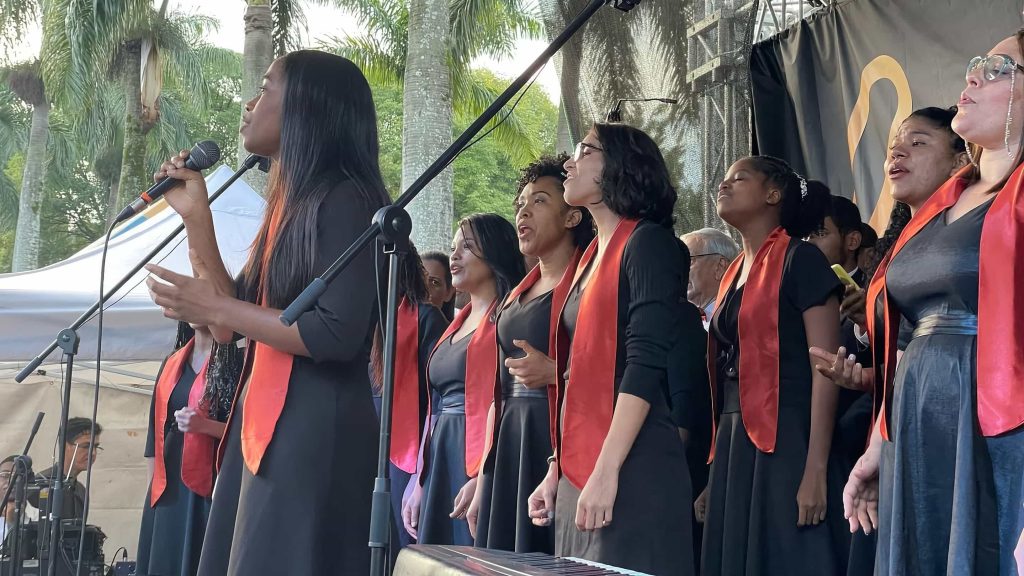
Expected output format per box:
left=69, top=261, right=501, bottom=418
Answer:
left=846, top=55, right=913, bottom=233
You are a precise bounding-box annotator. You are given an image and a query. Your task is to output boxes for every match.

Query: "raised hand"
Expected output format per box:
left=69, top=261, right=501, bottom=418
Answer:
left=809, top=346, right=872, bottom=392
left=504, top=339, right=556, bottom=389
left=840, top=285, right=867, bottom=329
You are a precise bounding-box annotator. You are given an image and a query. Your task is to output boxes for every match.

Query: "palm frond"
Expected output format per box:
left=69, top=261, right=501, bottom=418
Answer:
left=146, top=92, right=191, bottom=170
left=319, top=34, right=405, bottom=88
left=272, top=0, right=307, bottom=57
left=0, top=0, right=41, bottom=62
left=452, top=67, right=539, bottom=167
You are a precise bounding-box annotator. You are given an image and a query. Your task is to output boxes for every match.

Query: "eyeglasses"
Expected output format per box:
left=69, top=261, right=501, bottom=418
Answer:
left=689, top=253, right=722, bottom=266
left=573, top=141, right=604, bottom=161
left=75, top=442, right=103, bottom=453
left=966, top=54, right=1024, bottom=82
left=0, top=471, right=12, bottom=480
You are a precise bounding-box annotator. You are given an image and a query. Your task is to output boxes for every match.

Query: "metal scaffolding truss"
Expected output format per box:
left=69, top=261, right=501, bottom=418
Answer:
left=753, top=0, right=838, bottom=42
left=686, top=0, right=836, bottom=230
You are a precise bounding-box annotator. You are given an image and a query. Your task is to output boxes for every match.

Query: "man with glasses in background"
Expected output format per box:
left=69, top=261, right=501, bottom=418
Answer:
left=28, top=417, right=103, bottom=522
left=681, top=228, right=739, bottom=330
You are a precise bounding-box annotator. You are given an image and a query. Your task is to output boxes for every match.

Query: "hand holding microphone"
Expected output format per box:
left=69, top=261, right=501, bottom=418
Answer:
left=114, top=140, right=221, bottom=224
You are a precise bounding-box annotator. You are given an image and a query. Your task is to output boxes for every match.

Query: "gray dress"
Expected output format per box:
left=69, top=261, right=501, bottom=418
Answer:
left=878, top=198, right=1024, bottom=576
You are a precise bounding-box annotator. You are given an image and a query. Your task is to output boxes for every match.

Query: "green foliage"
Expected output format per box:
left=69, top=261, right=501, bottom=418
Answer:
left=370, top=68, right=557, bottom=224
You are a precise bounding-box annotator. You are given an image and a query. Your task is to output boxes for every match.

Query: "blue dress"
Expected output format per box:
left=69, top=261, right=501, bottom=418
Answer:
left=878, top=198, right=1024, bottom=576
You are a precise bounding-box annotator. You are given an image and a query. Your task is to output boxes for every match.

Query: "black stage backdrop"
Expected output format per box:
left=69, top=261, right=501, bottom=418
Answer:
left=750, top=0, right=1021, bottom=231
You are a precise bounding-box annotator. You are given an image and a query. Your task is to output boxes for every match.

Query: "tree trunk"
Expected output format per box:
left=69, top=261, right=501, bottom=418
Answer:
left=403, top=0, right=453, bottom=253
left=11, top=102, right=50, bottom=272
left=116, top=39, right=148, bottom=216
left=240, top=1, right=272, bottom=195
left=105, top=169, right=122, bottom=226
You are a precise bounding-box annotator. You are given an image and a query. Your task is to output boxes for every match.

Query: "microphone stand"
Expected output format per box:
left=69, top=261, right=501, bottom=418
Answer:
left=13, top=154, right=269, bottom=384
left=276, top=2, right=640, bottom=574
left=1, top=412, right=43, bottom=576
left=10, top=154, right=268, bottom=576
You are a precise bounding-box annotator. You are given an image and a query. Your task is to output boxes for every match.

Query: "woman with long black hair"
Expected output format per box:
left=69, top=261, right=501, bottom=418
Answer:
left=369, top=245, right=449, bottom=551
left=457, top=155, right=594, bottom=554
left=136, top=322, right=243, bottom=576
left=401, top=213, right=525, bottom=546
left=527, top=123, right=698, bottom=576
left=144, top=50, right=390, bottom=574
left=701, top=155, right=842, bottom=575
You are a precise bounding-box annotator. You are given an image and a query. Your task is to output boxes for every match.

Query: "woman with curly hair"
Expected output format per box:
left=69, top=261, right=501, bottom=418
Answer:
left=457, top=154, right=594, bottom=554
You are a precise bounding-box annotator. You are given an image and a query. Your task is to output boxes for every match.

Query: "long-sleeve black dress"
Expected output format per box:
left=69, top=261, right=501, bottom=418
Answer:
left=137, top=362, right=210, bottom=576
left=475, top=290, right=555, bottom=553
left=196, top=181, right=384, bottom=575
left=556, top=221, right=695, bottom=576
left=702, top=240, right=843, bottom=576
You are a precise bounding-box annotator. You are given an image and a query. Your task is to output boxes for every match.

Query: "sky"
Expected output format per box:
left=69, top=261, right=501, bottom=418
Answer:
left=6, top=0, right=562, bottom=102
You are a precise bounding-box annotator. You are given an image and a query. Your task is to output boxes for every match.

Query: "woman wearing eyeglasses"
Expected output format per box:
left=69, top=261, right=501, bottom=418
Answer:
left=526, top=124, right=698, bottom=576
left=845, top=32, right=1024, bottom=576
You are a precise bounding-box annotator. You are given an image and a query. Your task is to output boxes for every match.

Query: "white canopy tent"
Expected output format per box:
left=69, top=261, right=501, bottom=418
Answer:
left=0, top=165, right=265, bottom=365
left=0, top=165, right=264, bottom=562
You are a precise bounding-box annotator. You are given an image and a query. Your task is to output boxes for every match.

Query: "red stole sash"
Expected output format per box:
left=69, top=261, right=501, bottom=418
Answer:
left=181, top=361, right=213, bottom=498
left=868, top=164, right=1024, bottom=439
left=555, top=218, right=638, bottom=489
left=241, top=198, right=294, bottom=475
left=151, top=338, right=209, bottom=506
left=390, top=298, right=422, bottom=473
left=495, top=250, right=581, bottom=460
left=706, top=227, right=791, bottom=461
left=428, top=300, right=499, bottom=477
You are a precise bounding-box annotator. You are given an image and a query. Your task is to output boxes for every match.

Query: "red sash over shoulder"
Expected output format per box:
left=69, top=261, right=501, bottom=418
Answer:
left=706, top=227, right=791, bottom=461
left=390, top=298, right=422, bottom=473
left=555, top=218, right=638, bottom=489
left=495, top=250, right=580, bottom=459
left=151, top=338, right=211, bottom=506
left=241, top=199, right=293, bottom=475
left=181, top=360, right=213, bottom=498
left=868, top=164, right=1024, bottom=439
left=428, top=300, right=499, bottom=477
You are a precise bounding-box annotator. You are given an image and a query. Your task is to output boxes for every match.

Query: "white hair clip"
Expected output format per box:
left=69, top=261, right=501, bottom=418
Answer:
left=798, top=175, right=808, bottom=199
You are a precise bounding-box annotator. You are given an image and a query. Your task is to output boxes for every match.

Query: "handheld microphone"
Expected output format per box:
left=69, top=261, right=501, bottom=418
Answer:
left=113, top=140, right=221, bottom=224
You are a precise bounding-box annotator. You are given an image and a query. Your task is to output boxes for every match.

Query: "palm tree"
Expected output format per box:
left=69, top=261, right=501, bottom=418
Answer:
left=324, top=0, right=541, bottom=251
left=89, top=4, right=226, bottom=217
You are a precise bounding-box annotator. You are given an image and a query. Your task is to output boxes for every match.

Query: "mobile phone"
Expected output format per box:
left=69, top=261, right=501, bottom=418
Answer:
left=831, top=264, right=860, bottom=290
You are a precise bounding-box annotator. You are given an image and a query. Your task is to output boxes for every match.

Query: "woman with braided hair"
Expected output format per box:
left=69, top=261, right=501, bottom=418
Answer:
left=136, top=322, right=244, bottom=576
left=701, top=155, right=843, bottom=575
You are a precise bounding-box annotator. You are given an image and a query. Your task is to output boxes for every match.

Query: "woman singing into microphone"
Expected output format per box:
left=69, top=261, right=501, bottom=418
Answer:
left=527, top=123, right=698, bottom=576
left=144, top=50, right=390, bottom=574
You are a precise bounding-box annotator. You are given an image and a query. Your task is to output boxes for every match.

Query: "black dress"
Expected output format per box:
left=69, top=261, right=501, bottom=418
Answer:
left=370, top=302, right=449, bottom=551
left=667, top=301, right=712, bottom=575
left=877, top=199, right=1024, bottom=576
left=556, top=222, right=695, bottom=576
left=417, top=332, right=474, bottom=546
left=137, top=362, right=211, bottom=576
left=195, top=182, right=384, bottom=576
left=475, top=291, right=555, bottom=553
left=702, top=240, right=843, bottom=576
